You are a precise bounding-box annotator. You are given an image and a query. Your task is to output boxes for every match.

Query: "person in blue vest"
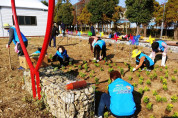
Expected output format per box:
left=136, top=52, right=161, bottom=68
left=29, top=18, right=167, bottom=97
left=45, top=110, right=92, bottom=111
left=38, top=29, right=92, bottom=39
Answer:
left=97, top=71, right=136, bottom=118
left=52, top=46, right=69, bottom=66
left=3, top=23, right=28, bottom=56
left=132, top=49, right=154, bottom=72
left=149, top=40, right=168, bottom=67
left=92, top=36, right=106, bottom=62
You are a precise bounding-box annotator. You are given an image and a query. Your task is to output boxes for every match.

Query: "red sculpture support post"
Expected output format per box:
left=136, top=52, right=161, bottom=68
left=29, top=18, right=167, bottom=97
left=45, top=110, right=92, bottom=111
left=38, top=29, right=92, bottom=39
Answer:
left=11, top=0, right=55, bottom=100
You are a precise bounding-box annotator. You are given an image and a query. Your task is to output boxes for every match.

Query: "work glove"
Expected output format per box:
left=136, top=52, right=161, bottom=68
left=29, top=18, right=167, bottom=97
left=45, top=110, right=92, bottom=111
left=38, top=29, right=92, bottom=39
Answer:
left=132, top=68, right=136, bottom=72
left=6, top=44, right=10, bottom=48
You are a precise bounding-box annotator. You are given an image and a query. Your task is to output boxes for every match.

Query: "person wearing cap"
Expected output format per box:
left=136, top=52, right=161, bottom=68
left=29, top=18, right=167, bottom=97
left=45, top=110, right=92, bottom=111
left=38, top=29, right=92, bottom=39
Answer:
left=149, top=40, right=168, bottom=66
left=97, top=71, right=136, bottom=118
left=91, top=36, right=106, bottom=62
left=3, top=23, right=28, bottom=56
left=52, top=46, right=69, bottom=67
left=132, top=49, right=154, bottom=72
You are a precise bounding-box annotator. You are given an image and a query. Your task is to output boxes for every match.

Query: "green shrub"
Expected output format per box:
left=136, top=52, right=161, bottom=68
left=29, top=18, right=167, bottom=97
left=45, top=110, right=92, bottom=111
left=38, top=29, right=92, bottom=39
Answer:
left=162, top=79, right=167, bottom=85
left=120, top=68, right=124, bottom=75
left=104, top=57, right=107, bottom=62
left=78, top=65, right=82, bottom=70
left=95, top=63, right=100, bottom=67
left=104, top=111, right=109, bottom=118
left=49, top=54, right=53, bottom=59
left=128, top=76, right=133, bottom=81
left=92, top=70, right=95, bottom=74
left=113, top=63, right=117, bottom=66
left=165, top=65, right=168, bottom=69
left=165, top=73, right=168, bottom=78
left=159, top=76, right=164, bottom=82
left=84, top=64, right=88, bottom=71
left=89, top=73, right=93, bottom=78
left=146, top=71, right=150, bottom=75
left=174, top=69, right=177, bottom=74
left=146, top=102, right=153, bottom=110
left=92, top=60, right=97, bottom=63
left=144, top=86, right=150, bottom=91
left=143, top=96, right=149, bottom=103
left=139, top=76, right=144, bottom=80
left=95, top=77, right=99, bottom=85
left=108, top=64, right=112, bottom=68
left=105, top=62, right=108, bottom=65
left=146, top=79, right=151, bottom=85
left=160, top=68, right=163, bottom=72
left=138, top=68, right=142, bottom=72
left=172, top=112, right=178, bottom=117
left=150, top=115, right=156, bottom=118
left=108, top=78, right=112, bottom=84
left=108, top=68, right=114, bottom=73
left=171, top=76, right=176, bottom=82
left=138, top=88, right=144, bottom=94
left=61, top=66, right=65, bottom=70
left=139, top=79, right=143, bottom=85
left=79, top=72, right=86, bottom=78
left=69, top=62, right=72, bottom=65
left=163, top=84, right=168, bottom=91
left=136, top=73, right=140, bottom=77
left=130, top=67, right=134, bottom=72
left=156, top=95, right=162, bottom=102
left=150, top=75, right=154, bottom=80
left=153, top=73, right=157, bottom=79
left=53, top=67, right=58, bottom=71
left=162, top=97, right=167, bottom=102
left=152, top=90, right=158, bottom=96
left=100, top=67, right=104, bottom=71
left=166, top=104, right=173, bottom=112
left=83, top=60, right=87, bottom=64
left=171, top=95, right=177, bottom=103
left=73, top=64, right=77, bottom=68
left=132, top=83, right=137, bottom=87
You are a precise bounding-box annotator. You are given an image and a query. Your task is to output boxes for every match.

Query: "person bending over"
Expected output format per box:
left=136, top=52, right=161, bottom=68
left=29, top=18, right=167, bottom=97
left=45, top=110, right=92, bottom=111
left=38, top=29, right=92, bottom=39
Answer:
left=132, top=49, right=154, bottom=72
left=52, top=46, right=69, bottom=66
left=97, top=71, right=136, bottom=118
left=149, top=40, right=168, bottom=67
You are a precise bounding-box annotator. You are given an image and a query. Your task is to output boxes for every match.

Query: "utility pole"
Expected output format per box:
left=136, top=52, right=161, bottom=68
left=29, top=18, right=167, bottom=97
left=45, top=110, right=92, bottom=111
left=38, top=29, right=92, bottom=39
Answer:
left=160, top=2, right=166, bottom=39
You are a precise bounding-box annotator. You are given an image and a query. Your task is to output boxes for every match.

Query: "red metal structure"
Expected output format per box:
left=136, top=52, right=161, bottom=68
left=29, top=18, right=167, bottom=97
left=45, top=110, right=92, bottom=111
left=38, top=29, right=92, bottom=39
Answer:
left=11, top=0, right=55, bottom=100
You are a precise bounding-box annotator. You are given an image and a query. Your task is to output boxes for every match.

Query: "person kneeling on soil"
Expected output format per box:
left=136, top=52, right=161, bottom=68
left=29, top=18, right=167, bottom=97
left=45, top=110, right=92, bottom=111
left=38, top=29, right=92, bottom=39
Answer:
left=92, top=36, right=106, bottom=62
left=52, top=46, right=69, bottom=67
left=149, top=40, right=168, bottom=67
left=97, top=71, right=136, bottom=118
left=132, top=49, right=154, bottom=72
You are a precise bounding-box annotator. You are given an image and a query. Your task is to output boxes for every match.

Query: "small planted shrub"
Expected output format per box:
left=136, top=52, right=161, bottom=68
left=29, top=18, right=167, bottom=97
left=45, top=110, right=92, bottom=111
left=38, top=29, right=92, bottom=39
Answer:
left=144, top=86, right=150, bottom=91
left=89, top=73, right=93, bottom=78
left=139, top=76, right=144, bottom=80
left=53, top=67, right=58, bottom=71
left=83, top=60, right=87, bottom=64
left=104, top=57, right=107, bottom=62
left=78, top=65, right=82, bottom=70
left=139, top=79, right=143, bottom=85
left=132, top=83, right=137, bottom=87
left=108, top=68, right=114, bottom=73
left=108, top=64, right=112, bottom=68
left=49, top=54, right=53, bottom=59
left=136, top=73, right=140, bottom=77
left=165, top=65, right=168, bottom=69
left=130, top=67, right=134, bottom=72
left=146, top=79, right=151, bottom=85
left=79, top=72, right=86, bottom=78
left=162, top=97, right=167, bottom=102
left=160, top=68, right=163, bottom=72
left=113, top=63, right=117, bottom=66
left=84, top=64, right=88, bottom=71
left=143, top=96, right=149, bottom=103
left=146, top=102, right=153, bottom=110
left=153, top=73, right=157, bottom=79
left=152, top=90, right=158, bottom=96
left=73, top=64, right=77, bottom=68
left=146, top=71, right=150, bottom=75
left=165, top=73, right=168, bottom=78
left=120, top=68, right=124, bottom=75
left=92, top=70, right=95, bottom=74
left=138, top=68, right=142, bottom=72
left=61, top=66, right=65, bottom=70
left=172, top=112, right=178, bottom=117
left=174, top=69, right=177, bottom=74
left=108, top=78, right=112, bottom=84
left=156, top=95, right=162, bottom=102
left=150, top=115, right=156, bottom=118
left=104, top=111, right=109, bottom=118
left=100, top=67, right=104, bottom=71
left=171, top=95, right=177, bottom=103
left=92, top=60, right=97, bottom=63
left=124, top=62, right=127, bottom=66
left=128, top=76, right=133, bottom=81
left=105, top=62, right=108, bottom=65
left=171, top=76, right=176, bottom=82
left=162, top=79, right=167, bottom=85
left=138, top=88, right=144, bottom=94
left=159, top=76, right=164, bottom=82
left=95, top=77, right=99, bottom=85
left=163, top=84, right=168, bottom=91
left=150, top=75, right=154, bottom=80
left=166, top=104, right=173, bottom=112
left=95, top=63, right=100, bottom=67
left=69, top=62, right=72, bottom=65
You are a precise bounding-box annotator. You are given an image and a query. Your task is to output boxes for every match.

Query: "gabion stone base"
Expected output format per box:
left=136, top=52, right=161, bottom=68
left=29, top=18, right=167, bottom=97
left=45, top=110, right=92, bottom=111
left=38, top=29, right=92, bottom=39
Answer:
left=23, top=67, right=95, bottom=118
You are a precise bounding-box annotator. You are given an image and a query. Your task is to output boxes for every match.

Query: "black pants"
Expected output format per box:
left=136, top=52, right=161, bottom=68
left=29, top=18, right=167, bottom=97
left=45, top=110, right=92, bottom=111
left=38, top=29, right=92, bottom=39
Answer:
left=52, top=55, right=69, bottom=66
left=49, top=36, right=56, bottom=47
left=94, top=45, right=106, bottom=60
left=17, top=41, right=28, bottom=56
left=136, top=60, right=153, bottom=70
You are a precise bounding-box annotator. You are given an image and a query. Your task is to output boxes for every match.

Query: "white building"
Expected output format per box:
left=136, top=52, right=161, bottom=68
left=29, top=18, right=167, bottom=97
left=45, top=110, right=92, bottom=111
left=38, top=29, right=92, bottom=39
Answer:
left=0, top=0, right=48, bottom=37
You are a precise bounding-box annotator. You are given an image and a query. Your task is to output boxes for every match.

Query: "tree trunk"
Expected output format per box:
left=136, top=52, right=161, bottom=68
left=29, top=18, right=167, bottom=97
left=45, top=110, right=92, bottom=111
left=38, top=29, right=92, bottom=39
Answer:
left=136, top=23, right=140, bottom=35
left=143, top=24, right=147, bottom=37
left=174, top=25, right=178, bottom=40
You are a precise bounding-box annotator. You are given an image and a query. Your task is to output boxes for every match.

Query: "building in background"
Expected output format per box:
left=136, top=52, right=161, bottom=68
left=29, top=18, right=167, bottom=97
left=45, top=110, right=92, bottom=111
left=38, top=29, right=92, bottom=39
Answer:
left=0, top=0, right=48, bottom=37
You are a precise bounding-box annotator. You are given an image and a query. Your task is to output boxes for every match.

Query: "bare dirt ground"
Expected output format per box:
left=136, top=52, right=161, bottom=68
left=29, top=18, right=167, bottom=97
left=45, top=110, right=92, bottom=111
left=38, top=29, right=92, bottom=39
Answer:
left=0, top=36, right=178, bottom=118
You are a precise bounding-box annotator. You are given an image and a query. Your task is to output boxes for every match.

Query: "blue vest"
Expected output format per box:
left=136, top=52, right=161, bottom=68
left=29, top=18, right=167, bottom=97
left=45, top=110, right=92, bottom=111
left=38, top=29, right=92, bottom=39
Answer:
left=109, top=78, right=136, bottom=116
left=56, top=50, right=69, bottom=59
left=156, top=40, right=167, bottom=52
left=136, top=53, right=154, bottom=66
left=94, top=40, right=105, bottom=49
left=10, top=27, right=28, bottom=45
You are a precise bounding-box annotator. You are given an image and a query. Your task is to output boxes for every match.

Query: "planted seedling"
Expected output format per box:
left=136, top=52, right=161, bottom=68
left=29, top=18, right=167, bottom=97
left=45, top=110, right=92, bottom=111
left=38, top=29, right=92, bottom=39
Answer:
left=89, top=73, right=93, bottom=78
left=152, top=90, right=158, bottom=96
left=150, top=75, right=153, bottom=80
left=165, top=65, right=168, bottom=69
left=160, top=76, right=164, bottom=82
left=165, top=73, right=168, bottom=78
left=100, top=67, right=104, bottom=71
left=120, top=68, right=124, bottom=75
left=139, top=79, right=143, bottom=85
left=171, top=95, right=177, bottom=103
left=150, top=115, right=156, bottom=118
left=84, top=64, right=88, bottom=71
left=162, top=97, right=167, bottom=102
left=146, top=102, right=153, bottom=110
left=136, top=73, right=140, bottom=77
left=92, top=60, right=97, bottom=63
left=160, top=67, right=163, bottom=72
left=130, top=67, right=134, bottom=72
left=113, top=63, right=117, bottom=66
left=132, top=83, right=137, bottom=87
left=95, top=63, right=100, bottom=67
left=146, top=79, right=151, bottom=85
left=138, top=68, right=142, bottom=72
left=104, top=111, right=109, bottom=118
left=69, top=62, right=72, bottom=65
left=92, top=70, right=95, bottom=74
left=163, top=84, right=168, bottom=91
left=108, top=68, right=114, bottom=73
left=105, top=62, right=108, bottom=65
left=124, top=62, right=127, bottom=66
left=108, top=78, right=112, bottom=84
left=166, top=104, right=173, bottom=112
left=61, top=66, right=65, bottom=70
left=143, top=96, right=149, bottom=103
left=95, top=77, right=99, bottom=85
left=79, top=72, right=86, bottom=78
left=174, top=69, right=177, bottom=74
left=144, top=86, right=150, bottom=91
left=138, top=88, right=144, bottom=94
left=139, top=76, right=144, bottom=80
left=73, top=64, right=77, bottom=68
left=162, top=79, right=167, bottom=85
left=128, top=76, right=133, bottom=81
left=104, top=57, right=107, bottom=62
left=171, top=76, right=176, bottom=82
left=49, top=54, right=53, bottom=59
left=172, top=112, right=178, bottom=117
left=156, top=95, right=162, bottom=102
left=155, top=65, right=159, bottom=68
left=83, top=60, right=87, bottom=64
left=78, top=65, right=82, bottom=70
left=146, top=71, right=150, bottom=75
left=53, top=67, right=58, bottom=71
left=153, top=73, right=157, bottom=79
left=108, top=64, right=112, bottom=68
